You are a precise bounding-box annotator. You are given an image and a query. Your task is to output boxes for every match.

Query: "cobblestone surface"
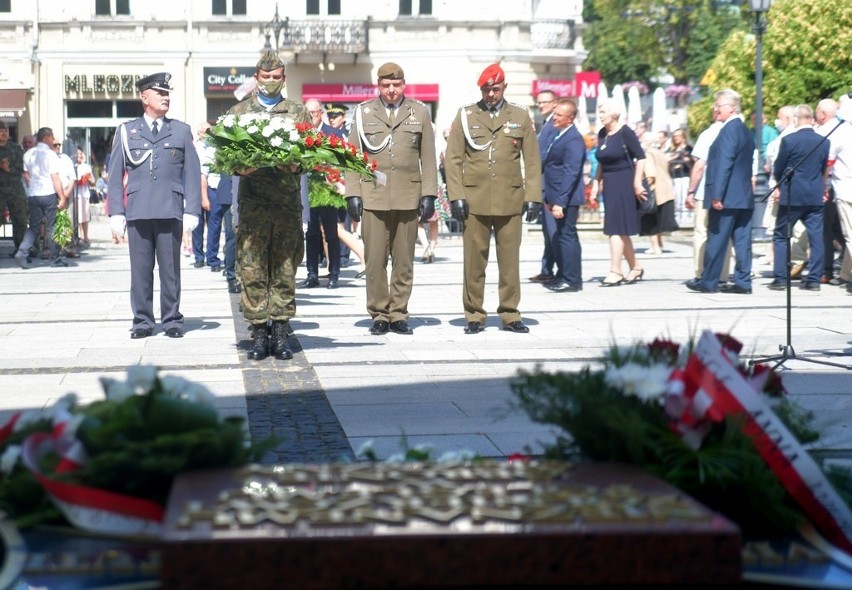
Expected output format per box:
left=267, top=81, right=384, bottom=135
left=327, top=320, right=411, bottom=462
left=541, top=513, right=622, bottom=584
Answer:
left=228, top=293, right=355, bottom=464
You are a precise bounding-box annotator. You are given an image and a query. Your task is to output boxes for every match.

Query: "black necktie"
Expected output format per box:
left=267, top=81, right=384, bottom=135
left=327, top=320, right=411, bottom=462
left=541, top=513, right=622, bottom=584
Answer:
left=152, top=121, right=159, bottom=137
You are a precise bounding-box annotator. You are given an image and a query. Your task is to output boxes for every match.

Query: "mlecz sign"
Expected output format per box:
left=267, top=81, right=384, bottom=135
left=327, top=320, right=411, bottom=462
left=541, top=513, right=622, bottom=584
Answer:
left=204, top=67, right=255, bottom=94
left=65, top=75, right=140, bottom=95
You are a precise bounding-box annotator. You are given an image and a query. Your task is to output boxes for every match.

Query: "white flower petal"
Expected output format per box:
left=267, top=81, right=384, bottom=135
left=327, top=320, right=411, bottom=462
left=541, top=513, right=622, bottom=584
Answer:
left=127, top=365, right=158, bottom=393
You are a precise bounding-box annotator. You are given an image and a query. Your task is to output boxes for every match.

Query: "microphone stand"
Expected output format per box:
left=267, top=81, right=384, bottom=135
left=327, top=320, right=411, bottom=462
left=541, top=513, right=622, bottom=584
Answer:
left=750, top=117, right=852, bottom=370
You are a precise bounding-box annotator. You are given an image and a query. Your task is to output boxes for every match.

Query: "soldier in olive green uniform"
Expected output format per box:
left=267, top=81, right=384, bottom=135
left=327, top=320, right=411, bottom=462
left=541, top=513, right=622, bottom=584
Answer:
left=445, top=64, right=542, bottom=334
left=344, top=62, right=438, bottom=336
left=0, top=121, right=28, bottom=251
left=228, top=51, right=311, bottom=361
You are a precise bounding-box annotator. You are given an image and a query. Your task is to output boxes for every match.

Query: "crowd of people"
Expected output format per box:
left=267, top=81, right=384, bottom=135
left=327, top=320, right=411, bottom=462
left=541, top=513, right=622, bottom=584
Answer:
left=4, top=58, right=850, bottom=359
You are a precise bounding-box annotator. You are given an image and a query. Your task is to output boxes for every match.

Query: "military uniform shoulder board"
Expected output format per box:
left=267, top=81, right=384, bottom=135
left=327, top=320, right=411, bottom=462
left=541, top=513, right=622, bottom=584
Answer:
left=407, top=98, right=427, bottom=108
left=507, top=100, right=530, bottom=110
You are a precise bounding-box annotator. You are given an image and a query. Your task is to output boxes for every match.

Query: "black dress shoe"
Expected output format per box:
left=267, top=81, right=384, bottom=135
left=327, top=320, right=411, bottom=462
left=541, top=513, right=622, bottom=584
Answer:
left=800, top=282, right=821, bottom=291
left=767, top=281, right=786, bottom=291
left=686, top=279, right=718, bottom=293
left=297, top=276, right=320, bottom=288
left=719, top=283, right=752, bottom=294
left=502, top=321, right=530, bottom=333
left=389, top=320, right=413, bottom=334
left=130, top=328, right=153, bottom=339
left=369, top=320, right=389, bottom=335
left=545, top=280, right=581, bottom=292
left=464, top=321, right=482, bottom=334
left=327, top=276, right=339, bottom=289
left=164, top=327, right=183, bottom=338
left=228, top=279, right=242, bottom=293
left=193, top=260, right=205, bottom=268
left=209, top=265, right=222, bottom=272
left=528, top=273, right=554, bottom=284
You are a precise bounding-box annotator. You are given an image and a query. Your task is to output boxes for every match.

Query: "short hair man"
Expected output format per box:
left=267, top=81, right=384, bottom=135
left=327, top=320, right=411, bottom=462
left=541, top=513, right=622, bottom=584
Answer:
left=344, top=62, right=438, bottom=336
left=767, top=104, right=830, bottom=291
left=687, top=88, right=756, bottom=294
left=540, top=98, right=587, bottom=292
left=227, top=51, right=312, bottom=360
left=106, top=72, right=202, bottom=338
left=445, top=63, right=543, bottom=333
left=14, top=127, right=68, bottom=268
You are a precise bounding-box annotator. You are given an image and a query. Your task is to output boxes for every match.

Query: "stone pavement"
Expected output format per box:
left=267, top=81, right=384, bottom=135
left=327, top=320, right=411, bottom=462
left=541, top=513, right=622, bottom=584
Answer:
left=1, top=214, right=850, bottom=464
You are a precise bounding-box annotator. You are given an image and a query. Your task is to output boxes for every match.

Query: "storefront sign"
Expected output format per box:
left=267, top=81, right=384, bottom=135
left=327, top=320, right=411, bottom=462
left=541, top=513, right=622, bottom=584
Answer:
left=65, top=74, right=141, bottom=95
left=203, top=67, right=256, bottom=94
left=302, top=83, right=439, bottom=103
left=531, top=71, right=601, bottom=98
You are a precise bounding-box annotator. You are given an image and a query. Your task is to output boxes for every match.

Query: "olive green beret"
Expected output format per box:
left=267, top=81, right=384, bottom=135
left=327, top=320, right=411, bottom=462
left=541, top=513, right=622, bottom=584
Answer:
left=377, top=62, right=405, bottom=80
left=257, top=50, right=285, bottom=72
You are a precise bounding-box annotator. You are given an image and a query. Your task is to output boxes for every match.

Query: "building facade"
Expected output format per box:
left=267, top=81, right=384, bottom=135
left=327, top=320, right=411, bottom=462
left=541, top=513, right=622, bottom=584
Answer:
left=0, top=0, right=587, bottom=174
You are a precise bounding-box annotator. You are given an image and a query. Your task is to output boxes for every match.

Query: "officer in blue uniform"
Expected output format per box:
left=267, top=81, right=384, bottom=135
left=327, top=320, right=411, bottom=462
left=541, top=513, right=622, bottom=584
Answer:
left=107, top=72, right=202, bottom=339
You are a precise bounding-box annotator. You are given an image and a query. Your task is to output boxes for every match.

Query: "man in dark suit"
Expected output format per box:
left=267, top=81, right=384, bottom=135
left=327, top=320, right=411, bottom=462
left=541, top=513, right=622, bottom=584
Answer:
left=107, top=72, right=202, bottom=338
left=529, top=90, right=559, bottom=284
left=541, top=98, right=587, bottom=292
left=687, top=89, right=755, bottom=294
left=345, top=62, right=438, bottom=336
left=768, top=104, right=830, bottom=291
left=445, top=63, right=542, bottom=334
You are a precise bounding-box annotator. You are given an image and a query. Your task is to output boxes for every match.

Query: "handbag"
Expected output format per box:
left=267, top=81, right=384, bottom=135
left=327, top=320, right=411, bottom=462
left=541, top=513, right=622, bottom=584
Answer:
left=623, top=143, right=657, bottom=216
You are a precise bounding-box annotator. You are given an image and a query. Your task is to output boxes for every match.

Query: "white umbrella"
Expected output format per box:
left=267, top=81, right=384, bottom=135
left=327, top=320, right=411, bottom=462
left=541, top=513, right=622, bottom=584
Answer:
left=627, top=85, right=642, bottom=128
left=611, top=84, right=627, bottom=125
left=651, top=87, right=668, bottom=133
left=595, top=81, right=608, bottom=131
left=575, top=94, right=590, bottom=135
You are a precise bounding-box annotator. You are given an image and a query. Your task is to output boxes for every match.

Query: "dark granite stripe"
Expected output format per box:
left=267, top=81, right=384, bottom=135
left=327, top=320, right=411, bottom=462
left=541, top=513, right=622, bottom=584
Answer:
left=228, top=291, right=355, bottom=465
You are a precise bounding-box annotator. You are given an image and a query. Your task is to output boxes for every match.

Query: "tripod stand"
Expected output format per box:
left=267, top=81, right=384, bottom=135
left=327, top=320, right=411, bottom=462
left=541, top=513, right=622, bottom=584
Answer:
left=750, top=118, right=852, bottom=370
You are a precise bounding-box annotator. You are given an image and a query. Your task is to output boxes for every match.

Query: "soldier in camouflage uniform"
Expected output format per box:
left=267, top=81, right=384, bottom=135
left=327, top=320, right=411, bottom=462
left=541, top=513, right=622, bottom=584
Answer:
left=0, top=121, right=29, bottom=252
left=228, top=50, right=311, bottom=361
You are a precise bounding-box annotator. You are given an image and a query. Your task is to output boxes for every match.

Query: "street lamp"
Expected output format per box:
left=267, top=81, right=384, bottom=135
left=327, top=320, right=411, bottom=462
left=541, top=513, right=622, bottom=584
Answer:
left=263, top=3, right=290, bottom=54
left=750, top=0, right=773, bottom=171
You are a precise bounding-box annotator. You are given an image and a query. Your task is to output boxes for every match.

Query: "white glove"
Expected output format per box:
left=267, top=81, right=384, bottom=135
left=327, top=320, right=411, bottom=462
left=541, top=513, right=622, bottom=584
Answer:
left=109, top=215, right=126, bottom=236
left=182, top=213, right=199, bottom=233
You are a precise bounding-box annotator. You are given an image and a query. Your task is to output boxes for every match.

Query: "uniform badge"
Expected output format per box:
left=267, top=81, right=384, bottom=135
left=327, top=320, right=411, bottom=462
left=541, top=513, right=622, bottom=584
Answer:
left=504, top=128, right=511, bottom=133
left=507, top=123, right=521, bottom=129
left=364, top=107, right=371, bottom=114
left=143, top=143, right=149, bottom=148
left=465, top=110, right=472, bottom=115
left=130, top=128, right=138, bottom=134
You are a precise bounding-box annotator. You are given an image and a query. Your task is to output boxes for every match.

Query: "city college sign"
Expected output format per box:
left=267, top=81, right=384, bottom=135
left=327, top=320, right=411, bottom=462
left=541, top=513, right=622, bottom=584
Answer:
left=64, top=74, right=141, bottom=95
left=204, top=67, right=256, bottom=94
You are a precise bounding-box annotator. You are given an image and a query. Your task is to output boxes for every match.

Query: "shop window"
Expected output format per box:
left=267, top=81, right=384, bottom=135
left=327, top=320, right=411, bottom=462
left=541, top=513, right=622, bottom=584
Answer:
left=400, top=0, right=431, bottom=16
left=116, top=100, right=142, bottom=118
left=0, top=0, right=10, bottom=13
left=212, top=0, right=245, bottom=15
left=306, top=0, right=339, bottom=16
left=66, top=100, right=140, bottom=118
left=96, top=0, right=130, bottom=16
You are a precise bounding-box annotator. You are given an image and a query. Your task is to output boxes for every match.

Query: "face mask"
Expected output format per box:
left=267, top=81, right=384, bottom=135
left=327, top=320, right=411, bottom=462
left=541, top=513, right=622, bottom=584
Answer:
left=258, top=79, right=284, bottom=97
left=774, top=119, right=784, bottom=132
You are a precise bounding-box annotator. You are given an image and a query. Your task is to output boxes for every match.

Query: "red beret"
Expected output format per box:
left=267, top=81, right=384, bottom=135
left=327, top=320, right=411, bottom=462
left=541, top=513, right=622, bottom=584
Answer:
left=477, top=64, right=505, bottom=88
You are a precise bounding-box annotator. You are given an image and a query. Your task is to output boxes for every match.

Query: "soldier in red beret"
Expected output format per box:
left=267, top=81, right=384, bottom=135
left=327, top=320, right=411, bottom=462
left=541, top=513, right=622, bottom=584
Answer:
left=444, top=63, right=542, bottom=334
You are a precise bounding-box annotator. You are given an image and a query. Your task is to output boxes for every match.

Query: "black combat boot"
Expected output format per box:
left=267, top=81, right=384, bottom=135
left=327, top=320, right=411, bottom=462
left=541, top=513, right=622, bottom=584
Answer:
left=270, top=320, right=293, bottom=360
left=248, top=323, right=269, bottom=361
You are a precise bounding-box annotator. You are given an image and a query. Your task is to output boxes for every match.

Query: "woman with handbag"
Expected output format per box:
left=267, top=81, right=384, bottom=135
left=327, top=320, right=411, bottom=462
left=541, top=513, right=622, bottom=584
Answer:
left=640, top=136, right=679, bottom=254
left=589, top=99, right=648, bottom=286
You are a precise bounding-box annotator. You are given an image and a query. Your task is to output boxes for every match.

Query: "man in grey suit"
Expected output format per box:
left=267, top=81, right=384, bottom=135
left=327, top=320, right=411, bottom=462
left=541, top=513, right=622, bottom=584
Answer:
left=107, top=72, right=202, bottom=339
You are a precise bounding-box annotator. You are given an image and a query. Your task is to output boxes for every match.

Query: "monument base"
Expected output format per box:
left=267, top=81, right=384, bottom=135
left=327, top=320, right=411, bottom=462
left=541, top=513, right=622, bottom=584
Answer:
left=161, top=461, right=740, bottom=588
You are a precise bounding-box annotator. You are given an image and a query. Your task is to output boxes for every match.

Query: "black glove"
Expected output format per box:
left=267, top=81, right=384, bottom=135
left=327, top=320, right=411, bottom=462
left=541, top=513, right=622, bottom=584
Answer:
left=346, top=197, right=363, bottom=223
left=418, top=196, right=436, bottom=223
left=524, top=202, right=541, bottom=223
left=451, top=199, right=469, bottom=223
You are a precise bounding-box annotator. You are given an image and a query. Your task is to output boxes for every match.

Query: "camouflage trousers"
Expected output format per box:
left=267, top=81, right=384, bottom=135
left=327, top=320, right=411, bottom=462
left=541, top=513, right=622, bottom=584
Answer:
left=237, top=193, right=304, bottom=323
left=0, top=189, right=29, bottom=248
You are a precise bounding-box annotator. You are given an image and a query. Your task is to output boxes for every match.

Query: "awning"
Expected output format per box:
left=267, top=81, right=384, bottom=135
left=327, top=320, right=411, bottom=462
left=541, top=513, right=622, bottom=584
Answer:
left=0, top=89, right=27, bottom=115
left=303, top=83, right=439, bottom=103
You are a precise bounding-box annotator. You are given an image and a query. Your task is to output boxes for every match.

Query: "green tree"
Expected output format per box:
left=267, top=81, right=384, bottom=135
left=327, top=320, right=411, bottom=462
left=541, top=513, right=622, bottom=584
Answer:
left=584, top=0, right=747, bottom=87
left=688, top=0, right=852, bottom=134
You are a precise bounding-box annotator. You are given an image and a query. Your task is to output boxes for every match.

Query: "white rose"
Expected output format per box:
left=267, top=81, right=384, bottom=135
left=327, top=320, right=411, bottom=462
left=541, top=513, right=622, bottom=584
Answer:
left=221, top=114, right=236, bottom=128
left=289, top=130, right=300, bottom=142
left=246, top=125, right=259, bottom=135
left=261, top=126, right=275, bottom=138
left=270, top=136, right=283, bottom=147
